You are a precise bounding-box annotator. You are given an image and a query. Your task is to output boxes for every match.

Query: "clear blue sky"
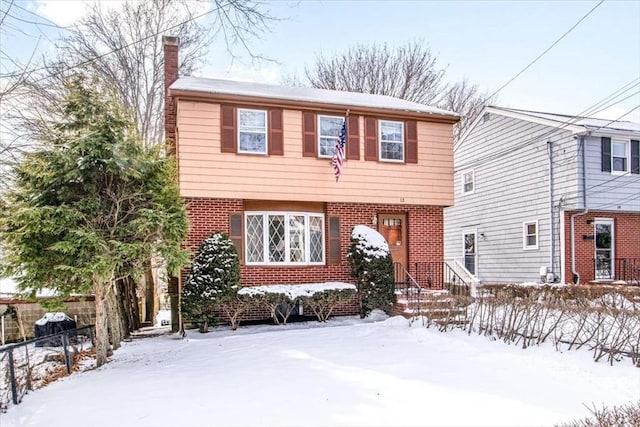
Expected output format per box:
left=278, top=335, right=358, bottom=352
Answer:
left=2, top=0, right=640, bottom=121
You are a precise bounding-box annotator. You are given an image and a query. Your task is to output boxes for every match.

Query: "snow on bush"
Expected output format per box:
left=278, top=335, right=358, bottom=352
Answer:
left=347, top=225, right=395, bottom=318
left=181, top=232, right=240, bottom=332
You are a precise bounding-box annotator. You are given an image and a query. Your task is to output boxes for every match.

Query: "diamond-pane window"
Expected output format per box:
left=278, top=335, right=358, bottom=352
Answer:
left=244, top=212, right=325, bottom=265
left=245, top=215, right=264, bottom=263
left=268, top=215, right=285, bottom=263
left=309, top=216, right=324, bottom=263
left=289, top=216, right=306, bottom=263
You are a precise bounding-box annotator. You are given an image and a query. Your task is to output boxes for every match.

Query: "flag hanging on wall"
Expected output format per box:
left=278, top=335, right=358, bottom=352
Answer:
left=331, top=119, right=347, bottom=182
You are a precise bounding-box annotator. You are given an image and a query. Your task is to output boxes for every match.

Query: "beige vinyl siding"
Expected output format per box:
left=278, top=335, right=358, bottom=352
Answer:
left=176, top=100, right=454, bottom=206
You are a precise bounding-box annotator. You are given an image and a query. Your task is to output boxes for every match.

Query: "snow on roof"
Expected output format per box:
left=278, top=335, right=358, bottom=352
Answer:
left=491, top=106, right=640, bottom=133
left=238, top=282, right=356, bottom=299
left=170, top=76, right=458, bottom=118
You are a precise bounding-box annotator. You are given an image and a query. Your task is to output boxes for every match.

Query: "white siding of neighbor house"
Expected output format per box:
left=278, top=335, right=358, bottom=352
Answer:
left=445, top=113, right=579, bottom=283
left=581, top=135, right=640, bottom=212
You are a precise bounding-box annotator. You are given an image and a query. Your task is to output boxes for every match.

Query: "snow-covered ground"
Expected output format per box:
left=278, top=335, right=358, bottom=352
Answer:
left=1, top=312, right=638, bottom=427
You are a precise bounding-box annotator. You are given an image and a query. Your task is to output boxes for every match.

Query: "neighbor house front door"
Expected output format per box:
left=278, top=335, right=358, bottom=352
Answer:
left=378, top=213, right=408, bottom=271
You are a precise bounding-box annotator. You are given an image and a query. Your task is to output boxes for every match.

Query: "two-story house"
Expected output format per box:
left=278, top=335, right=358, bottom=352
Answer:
left=444, top=106, right=640, bottom=285
left=163, top=37, right=459, bottom=317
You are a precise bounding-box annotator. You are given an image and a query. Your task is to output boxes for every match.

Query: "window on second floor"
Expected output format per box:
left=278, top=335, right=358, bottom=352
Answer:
left=612, top=140, right=629, bottom=173
left=462, top=169, right=475, bottom=194
left=379, top=120, right=404, bottom=162
left=601, top=137, right=639, bottom=175
left=238, top=109, right=267, bottom=154
left=523, top=221, right=538, bottom=250
left=318, top=115, right=344, bottom=158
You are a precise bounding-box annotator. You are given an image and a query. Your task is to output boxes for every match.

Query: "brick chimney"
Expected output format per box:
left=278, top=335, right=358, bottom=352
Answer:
left=163, top=36, right=179, bottom=157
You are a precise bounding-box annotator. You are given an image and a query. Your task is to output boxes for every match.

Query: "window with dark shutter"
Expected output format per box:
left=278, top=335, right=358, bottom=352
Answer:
left=269, top=109, right=284, bottom=156
left=405, top=120, right=418, bottom=163
left=347, top=115, right=360, bottom=160
left=221, top=105, right=236, bottom=153
left=302, top=112, right=317, bottom=157
left=328, top=216, right=340, bottom=264
left=631, top=139, right=639, bottom=175
left=601, top=137, right=611, bottom=172
left=364, top=117, right=377, bottom=161
left=229, top=213, right=244, bottom=264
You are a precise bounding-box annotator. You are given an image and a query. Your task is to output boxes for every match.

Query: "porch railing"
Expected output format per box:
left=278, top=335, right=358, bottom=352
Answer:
left=393, top=262, right=422, bottom=320
left=397, top=261, right=475, bottom=297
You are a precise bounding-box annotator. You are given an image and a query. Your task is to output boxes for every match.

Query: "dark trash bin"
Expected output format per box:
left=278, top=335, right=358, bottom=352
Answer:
left=34, top=313, right=77, bottom=347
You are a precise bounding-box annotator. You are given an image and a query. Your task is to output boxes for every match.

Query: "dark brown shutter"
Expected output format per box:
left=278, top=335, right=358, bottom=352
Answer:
left=229, top=213, right=244, bottom=264
left=221, top=105, right=236, bottom=153
left=631, top=139, right=639, bottom=174
left=364, top=117, right=378, bottom=161
left=269, top=109, right=284, bottom=156
left=302, top=112, right=317, bottom=157
left=405, top=120, right=418, bottom=163
left=328, top=216, right=340, bottom=264
left=347, top=115, right=360, bottom=160
left=601, top=137, right=611, bottom=172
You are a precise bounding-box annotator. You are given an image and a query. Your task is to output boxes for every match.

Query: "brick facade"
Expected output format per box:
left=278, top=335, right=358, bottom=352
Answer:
left=563, top=210, right=640, bottom=284
left=182, top=197, right=444, bottom=320
left=163, top=36, right=179, bottom=156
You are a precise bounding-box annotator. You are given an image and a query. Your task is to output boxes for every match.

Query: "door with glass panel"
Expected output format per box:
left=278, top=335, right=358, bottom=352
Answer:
left=378, top=213, right=408, bottom=270
left=595, top=219, right=614, bottom=279
left=463, top=231, right=477, bottom=275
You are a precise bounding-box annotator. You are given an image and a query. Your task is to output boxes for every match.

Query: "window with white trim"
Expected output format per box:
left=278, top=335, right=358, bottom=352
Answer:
left=612, top=140, right=629, bottom=173
left=238, top=109, right=267, bottom=154
left=244, top=212, right=325, bottom=265
left=318, top=115, right=344, bottom=158
left=462, top=169, right=475, bottom=194
left=523, top=221, right=538, bottom=250
left=379, top=120, right=404, bottom=162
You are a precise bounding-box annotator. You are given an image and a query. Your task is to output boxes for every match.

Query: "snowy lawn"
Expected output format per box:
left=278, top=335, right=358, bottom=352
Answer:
left=1, top=312, right=638, bottom=427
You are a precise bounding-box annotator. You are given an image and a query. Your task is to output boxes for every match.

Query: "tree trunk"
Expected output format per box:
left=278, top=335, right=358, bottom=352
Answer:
left=116, top=278, right=132, bottom=335
left=93, top=278, right=110, bottom=367
left=144, top=260, right=155, bottom=323
left=126, top=276, right=141, bottom=330
left=106, top=283, right=124, bottom=351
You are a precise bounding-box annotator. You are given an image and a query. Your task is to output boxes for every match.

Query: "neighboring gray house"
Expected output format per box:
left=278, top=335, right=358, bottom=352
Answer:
left=444, top=106, right=640, bottom=285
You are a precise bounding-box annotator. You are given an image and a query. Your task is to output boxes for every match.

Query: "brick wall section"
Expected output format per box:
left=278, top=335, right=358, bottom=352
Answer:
left=163, top=36, right=179, bottom=157
left=182, top=197, right=444, bottom=321
left=563, top=210, right=640, bottom=284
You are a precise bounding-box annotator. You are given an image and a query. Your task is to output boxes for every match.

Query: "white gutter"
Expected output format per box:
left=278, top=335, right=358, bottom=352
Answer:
left=570, top=134, right=589, bottom=284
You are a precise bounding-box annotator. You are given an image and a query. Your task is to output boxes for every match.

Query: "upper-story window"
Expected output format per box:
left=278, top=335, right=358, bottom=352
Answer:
left=379, top=120, right=404, bottom=162
left=523, top=220, right=539, bottom=250
left=612, top=140, right=629, bottom=173
left=318, top=115, right=344, bottom=158
left=462, top=169, right=475, bottom=194
left=238, top=109, right=267, bottom=154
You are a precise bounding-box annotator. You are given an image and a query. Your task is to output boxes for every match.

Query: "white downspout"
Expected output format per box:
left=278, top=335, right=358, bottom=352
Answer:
left=571, top=134, right=589, bottom=284
left=547, top=140, right=554, bottom=280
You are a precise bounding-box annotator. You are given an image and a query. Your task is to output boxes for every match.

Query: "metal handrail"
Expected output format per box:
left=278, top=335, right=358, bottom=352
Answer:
left=394, top=263, right=422, bottom=320
left=444, top=261, right=474, bottom=297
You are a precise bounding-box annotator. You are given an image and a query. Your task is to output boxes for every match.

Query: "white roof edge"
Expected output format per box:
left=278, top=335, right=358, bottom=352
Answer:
left=170, top=76, right=459, bottom=118
left=485, top=106, right=586, bottom=134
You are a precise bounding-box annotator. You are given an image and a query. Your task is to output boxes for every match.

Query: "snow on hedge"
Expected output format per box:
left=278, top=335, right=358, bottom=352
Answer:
left=351, top=225, right=389, bottom=258
left=238, top=282, right=356, bottom=299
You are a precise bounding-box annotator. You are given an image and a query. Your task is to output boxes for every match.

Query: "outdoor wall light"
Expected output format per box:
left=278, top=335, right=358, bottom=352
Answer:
left=371, top=214, right=378, bottom=225
left=480, top=233, right=486, bottom=240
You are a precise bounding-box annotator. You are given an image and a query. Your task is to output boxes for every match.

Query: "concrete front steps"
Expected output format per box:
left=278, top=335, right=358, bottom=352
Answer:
left=393, top=288, right=470, bottom=325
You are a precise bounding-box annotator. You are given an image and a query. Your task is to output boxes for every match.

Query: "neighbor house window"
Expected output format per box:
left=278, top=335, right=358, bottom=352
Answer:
left=612, top=140, right=629, bottom=173
left=244, top=212, right=325, bottom=265
left=379, top=120, right=404, bottom=162
left=523, top=221, right=538, bottom=250
left=318, top=115, right=344, bottom=158
left=462, top=169, right=475, bottom=194
left=238, top=109, right=267, bottom=154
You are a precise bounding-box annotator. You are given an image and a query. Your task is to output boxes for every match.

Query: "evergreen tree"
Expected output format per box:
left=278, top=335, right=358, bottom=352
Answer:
left=347, top=226, right=395, bottom=318
left=0, top=78, right=188, bottom=366
left=181, top=232, right=240, bottom=332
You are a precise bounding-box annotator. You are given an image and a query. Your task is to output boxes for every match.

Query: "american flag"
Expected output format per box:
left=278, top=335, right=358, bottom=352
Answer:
left=331, top=119, right=347, bottom=182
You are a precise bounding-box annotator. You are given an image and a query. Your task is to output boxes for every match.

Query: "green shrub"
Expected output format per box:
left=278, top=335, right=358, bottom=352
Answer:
left=347, top=225, right=395, bottom=318
left=181, top=232, right=240, bottom=332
